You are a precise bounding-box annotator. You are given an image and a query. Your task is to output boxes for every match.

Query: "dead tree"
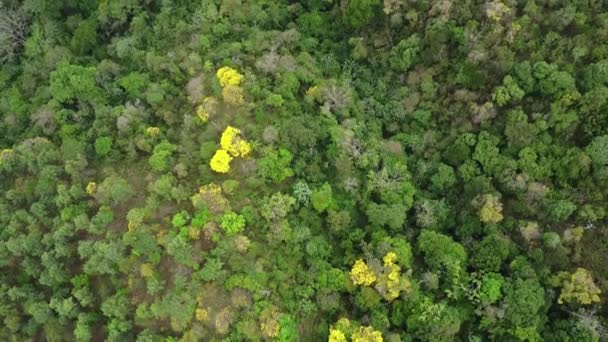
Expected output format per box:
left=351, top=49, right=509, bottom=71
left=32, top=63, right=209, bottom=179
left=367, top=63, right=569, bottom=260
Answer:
left=0, top=3, right=29, bottom=63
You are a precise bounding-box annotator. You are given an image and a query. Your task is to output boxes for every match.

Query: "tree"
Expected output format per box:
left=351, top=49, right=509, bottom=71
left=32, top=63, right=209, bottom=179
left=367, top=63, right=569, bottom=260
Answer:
left=149, top=140, right=177, bottom=172
left=258, top=148, right=294, bottom=182
left=50, top=64, right=100, bottom=103
left=96, top=176, right=133, bottom=205
left=543, top=232, right=561, bottom=249
left=78, top=240, right=126, bottom=275
left=0, top=4, right=29, bottom=63
left=293, top=181, right=312, bottom=206
left=350, top=259, right=376, bottom=286
left=220, top=211, right=245, bottom=236
left=418, top=229, right=467, bottom=290
left=585, top=135, right=608, bottom=167
left=471, top=234, right=511, bottom=272
left=366, top=203, right=407, bottom=230
left=479, top=272, right=505, bottom=305
left=351, top=326, right=383, bottom=342
left=492, top=75, right=525, bottom=106
left=216, top=66, right=244, bottom=87
left=261, top=192, right=296, bottom=222
left=119, top=72, right=149, bottom=98
left=210, top=149, right=233, bottom=173
left=277, top=314, right=298, bottom=342
left=553, top=268, right=601, bottom=305
left=431, top=163, right=457, bottom=192
left=406, top=296, right=464, bottom=341
left=220, top=126, right=252, bottom=158
left=345, top=0, right=379, bottom=28
left=503, top=278, right=545, bottom=336
left=311, top=183, right=333, bottom=213
left=477, top=194, right=504, bottom=224
left=94, top=136, right=113, bottom=157
left=390, top=34, right=421, bottom=72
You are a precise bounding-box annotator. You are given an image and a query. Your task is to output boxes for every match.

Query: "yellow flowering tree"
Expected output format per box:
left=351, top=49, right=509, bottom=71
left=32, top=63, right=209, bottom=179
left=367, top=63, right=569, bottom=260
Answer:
left=380, top=252, right=404, bottom=301
left=210, top=149, right=233, bottom=173
left=328, top=318, right=354, bottom=342
left=196, top=105, right=209, bottom=123
left=208, top=126, right=252, bottom=174
left=195, top=96, right=218, bottom=124
left=145, top=127, right=160, bottom=136
left=222, top=85, right=244, bottom=106
left=329, top=319, right=382, bottom=342
left=195, top=308, right=209, bottom=322
left=220, top=126, right=251, bottom=158
left=350, top=259, right=376, bottom=286
left=372, top=252, right=411, bottom=301
left=328, top=329, right=347, bottom=342
left=86, top=182, right=97, bottom=195
left=217, top=66, right=245, bottom=105
left=352, top=326, right=383, bottom=342
left=216, top=66, right=243, bottom=87
left=191, top=183, right=230, bottom=213
left=350, top=252, right=411, bottom=301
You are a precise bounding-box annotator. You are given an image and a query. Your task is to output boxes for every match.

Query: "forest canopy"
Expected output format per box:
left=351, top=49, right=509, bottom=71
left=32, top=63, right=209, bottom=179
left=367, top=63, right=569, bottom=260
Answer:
left=0, top=0, right=608, bottom=341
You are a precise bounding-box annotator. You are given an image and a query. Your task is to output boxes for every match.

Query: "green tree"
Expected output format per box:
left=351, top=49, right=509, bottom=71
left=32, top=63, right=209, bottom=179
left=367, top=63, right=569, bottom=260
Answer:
left=345, top=0, right=379, bottom=28
left=94, top=136, right=113, bottom=157
left=471, top=234, right=511, bottom=272
left=390, top=34, right=421, bottom=72
left=149, top=140, right=177, bottom=172
left=50, top=64, right=100, bottom=103
left=220, top=211, right=246, bottom=236
left=502, top=278, right=545, bottom=338
left=258, top=148, right=294, bottom=183
left=585, top=135, right=608, bottom=167
left=97, top=176, right=133, bottom=205
left=311, top=183, right=333, bottom=213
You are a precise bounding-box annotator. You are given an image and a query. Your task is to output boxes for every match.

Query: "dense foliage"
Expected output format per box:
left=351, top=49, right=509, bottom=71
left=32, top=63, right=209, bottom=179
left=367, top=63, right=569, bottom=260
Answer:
left=0, top=0, right=607, bottom=341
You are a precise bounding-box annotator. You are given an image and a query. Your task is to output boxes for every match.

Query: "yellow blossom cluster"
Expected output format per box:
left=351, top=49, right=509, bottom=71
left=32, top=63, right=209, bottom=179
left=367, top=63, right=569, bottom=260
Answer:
left=329, top=318, right=383, bottom=342
left=195, top=97, right=218, bottom=123
left=198, top=183, right=222, bottom=195
left=210, top=149, right=233, bottom=173
left=195, top=308, right=209, bottom=322
left=217, top=67, right=245, bottom=106
left=380, top=252, right=404, bottom=301
left=216, top=66, right=243, bottom=87
left=145, top=127, right=160, bottom=136
left=86, top=182, right=97, bottom=195
left=209, top=126, right=251, bottom=173
left=328, top=329, right=347, bottom=342
left=305, top=85, right=321, bottom=103
left=196, top=105, right=209, bottom=123
left=351, top=252, right=410, bottom=301
left=220, top=126, right=252, bottom=157
left=350, top=259, right=376, bottom=286
left=329, top=318, right=352, bottom=342
left=192, top=183, right=229, bottom=214
left=352, top=326, right=383, bottom=342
